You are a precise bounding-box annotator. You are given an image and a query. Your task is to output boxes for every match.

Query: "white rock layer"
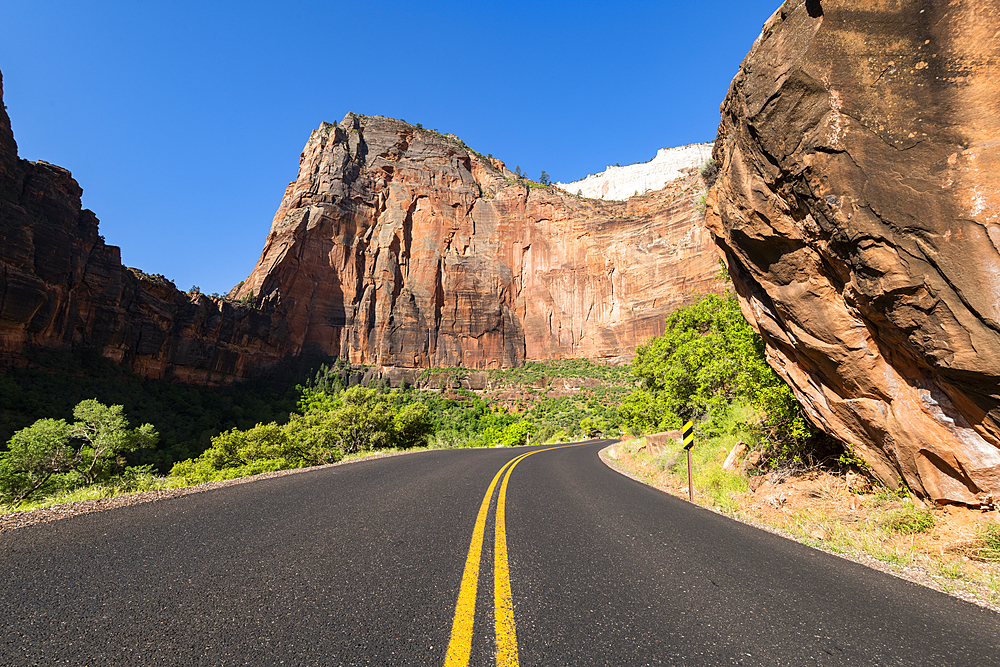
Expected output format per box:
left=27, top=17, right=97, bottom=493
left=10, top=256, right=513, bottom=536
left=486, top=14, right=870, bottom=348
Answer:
left=555, top=143, right=713, bottom=201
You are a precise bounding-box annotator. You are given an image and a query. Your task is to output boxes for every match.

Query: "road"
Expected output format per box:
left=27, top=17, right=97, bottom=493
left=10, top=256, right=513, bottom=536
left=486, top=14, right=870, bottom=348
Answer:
left=1, top=440, right=997, bottom=665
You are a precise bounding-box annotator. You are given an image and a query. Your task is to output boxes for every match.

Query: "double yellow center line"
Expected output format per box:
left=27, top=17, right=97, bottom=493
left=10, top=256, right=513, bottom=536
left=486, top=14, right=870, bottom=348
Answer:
left=443, top=443, right=588, bottom=667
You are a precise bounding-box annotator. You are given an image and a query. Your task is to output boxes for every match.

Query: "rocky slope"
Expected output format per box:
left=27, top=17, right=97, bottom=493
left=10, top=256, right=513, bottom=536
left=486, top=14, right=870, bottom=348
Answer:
left=708, top=0, right=1000, bottom=505
left=234, top=116, right=721, bottom=369
left=0, top=72, right=292, bottom=382
left=555, top=143, right=713, bottom=201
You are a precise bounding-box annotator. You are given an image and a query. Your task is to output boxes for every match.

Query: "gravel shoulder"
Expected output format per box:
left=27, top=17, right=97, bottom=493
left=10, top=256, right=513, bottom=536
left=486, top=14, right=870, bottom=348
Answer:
left=599, top=443, right=1000, bottom=616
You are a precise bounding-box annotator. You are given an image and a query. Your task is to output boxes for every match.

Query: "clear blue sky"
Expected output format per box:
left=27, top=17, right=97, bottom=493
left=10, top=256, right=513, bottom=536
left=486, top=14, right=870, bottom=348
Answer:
left=2, top=0, right=780, bottom=295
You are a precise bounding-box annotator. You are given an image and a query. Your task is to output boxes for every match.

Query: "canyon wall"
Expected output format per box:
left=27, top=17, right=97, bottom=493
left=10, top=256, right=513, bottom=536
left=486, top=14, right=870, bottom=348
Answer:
left=234, top=116, right=721, bottom=368
left=555, top=143, right=713, bottom=201
left=0, top=68, right=721, bottom=380
left=708, top=0, right=1000, bottom=505
left=0, top=72, right=293, bottom=383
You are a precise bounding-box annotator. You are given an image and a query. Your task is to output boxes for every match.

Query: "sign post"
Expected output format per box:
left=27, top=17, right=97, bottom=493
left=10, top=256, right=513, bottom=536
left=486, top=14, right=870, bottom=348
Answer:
left=682, top=420, right=695, bottom=502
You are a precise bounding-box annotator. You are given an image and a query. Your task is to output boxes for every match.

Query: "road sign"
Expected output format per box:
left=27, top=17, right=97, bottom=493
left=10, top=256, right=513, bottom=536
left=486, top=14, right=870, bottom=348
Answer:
left=682, top=419, right=695, bottom=501
left=682, top=420, right=694, bottom=451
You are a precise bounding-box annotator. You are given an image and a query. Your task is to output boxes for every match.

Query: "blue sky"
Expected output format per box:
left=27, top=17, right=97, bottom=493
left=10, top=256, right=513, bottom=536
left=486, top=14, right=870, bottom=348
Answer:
left=2, top=0, right=780, bottom=295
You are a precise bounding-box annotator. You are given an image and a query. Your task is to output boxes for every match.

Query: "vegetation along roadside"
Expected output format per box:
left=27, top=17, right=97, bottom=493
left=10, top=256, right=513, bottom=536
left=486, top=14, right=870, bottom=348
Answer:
left=7, top=265, right=1000, bottom=622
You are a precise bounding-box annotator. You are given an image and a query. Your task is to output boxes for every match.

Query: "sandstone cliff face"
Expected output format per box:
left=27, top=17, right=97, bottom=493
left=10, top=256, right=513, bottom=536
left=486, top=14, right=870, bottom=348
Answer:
left=708, top=0, right=1000, bottom=504
left=0, top=72, right=292, bottom=382
left=235, top=115, right=720, bottom=369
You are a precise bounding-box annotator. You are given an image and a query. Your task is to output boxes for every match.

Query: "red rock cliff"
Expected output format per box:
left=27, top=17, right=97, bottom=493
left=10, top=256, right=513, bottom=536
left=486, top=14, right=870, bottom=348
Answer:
left=235, top=114, right=721, bottom=368
left=1, top=71, right=721, bottom=380
left=708, top=0, right=1000, bottom=504
left=0, top=71, right=293, bottom=382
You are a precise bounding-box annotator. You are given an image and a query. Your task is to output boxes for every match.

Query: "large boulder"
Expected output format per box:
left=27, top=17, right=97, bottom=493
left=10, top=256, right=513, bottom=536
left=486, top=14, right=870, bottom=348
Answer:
left=708, top=0, right=1000, bottom=504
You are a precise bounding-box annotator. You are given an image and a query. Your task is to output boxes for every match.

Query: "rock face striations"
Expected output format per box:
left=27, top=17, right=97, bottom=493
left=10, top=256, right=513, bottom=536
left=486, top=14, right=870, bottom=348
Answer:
left=0, top=69, right=720, bottom=380
left=708, top=0, right=1000, bottom=504
left=0, top=72, right=292, bottom=382
left=234, top=115, right=720, bottom=368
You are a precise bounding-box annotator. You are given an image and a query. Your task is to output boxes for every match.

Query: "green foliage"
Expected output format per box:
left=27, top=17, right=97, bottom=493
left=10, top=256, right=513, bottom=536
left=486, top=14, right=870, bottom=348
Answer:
left=169, top=422, right=294, bottom=484
left=881, top=504, right=935, bottom=534
left=170, top=385, right=436, bottom=484
left=69, top=399, right=159, bottom=484
left=0, top=400, right=158, bottom=503
left=489, top=358, right=631, bottom=386
left=393, top=402, right=435, bottom=449
left=694, top=190, right=708, bottom=213
left=539, top=170, right=551, bottom=185
left=624, top=290, right=816, bottom=466
left=976, top=521, right=1000, bottom=561
left=836, top=445, right=870, bottom=472
left=0, top=347, right=301, bottom=473
left=479, top=420, right=533, bottom=448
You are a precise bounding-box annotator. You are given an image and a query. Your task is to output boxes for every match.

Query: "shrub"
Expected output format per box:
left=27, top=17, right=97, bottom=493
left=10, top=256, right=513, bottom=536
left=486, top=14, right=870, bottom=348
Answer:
left=976, top=521, right=1000, bottom=561
left=490, top=421, right=533, bottom=447
left=169, top=385, right=438, bottom=483
left=623, top=291, right=815, bottom=466
left=694, top=190, right=708, bottom=213
left=881, top=504, right=935, bottom=534
left=699, top=158, right=718, bottom=186
left=0, top=400, right=158, bottom=503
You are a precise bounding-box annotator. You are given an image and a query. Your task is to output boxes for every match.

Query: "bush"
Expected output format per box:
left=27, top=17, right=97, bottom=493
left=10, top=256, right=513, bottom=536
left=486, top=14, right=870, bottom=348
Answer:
left=881, top=504, right=935, bottom=534
left=490, top=421, right=534, bottom=447
left=623, top=290, right=815, bottom=466
left=0, top=400, right=158, bottom=503
left=699, top=158, right=718, bottom=187
left=169, top=385, right=438, bottom=483
left=976, top=521, right=1000, bottom=561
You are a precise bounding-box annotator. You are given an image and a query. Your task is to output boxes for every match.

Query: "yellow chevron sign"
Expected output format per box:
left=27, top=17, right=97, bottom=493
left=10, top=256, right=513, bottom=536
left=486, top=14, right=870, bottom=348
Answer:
left=682, top=420, right=694, bottom=450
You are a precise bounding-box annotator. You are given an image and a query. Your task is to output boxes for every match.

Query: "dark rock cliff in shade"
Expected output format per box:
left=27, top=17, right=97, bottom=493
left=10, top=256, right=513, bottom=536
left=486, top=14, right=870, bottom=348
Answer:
left=234, top=114, right=721, bottom=368
left=0, top=71, right=293, bottom=382
left=708, top=0, right=1000, bottom=505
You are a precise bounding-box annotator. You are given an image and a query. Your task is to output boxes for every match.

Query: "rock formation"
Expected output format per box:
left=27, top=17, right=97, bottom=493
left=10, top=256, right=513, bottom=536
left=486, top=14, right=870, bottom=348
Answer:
left=555, top=143, right=713, bottom=201
left=708, top=0, right=1000, bottom=505
left=234, top=115, right=721, bottom=369
left=0, top=71, right=292, bottom=383
left=0, top=68, right=721, bottom=381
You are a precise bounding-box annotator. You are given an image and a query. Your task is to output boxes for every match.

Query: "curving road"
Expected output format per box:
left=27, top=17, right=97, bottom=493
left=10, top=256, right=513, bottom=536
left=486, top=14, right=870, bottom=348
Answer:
left=1, top=440, right=997, bottom=666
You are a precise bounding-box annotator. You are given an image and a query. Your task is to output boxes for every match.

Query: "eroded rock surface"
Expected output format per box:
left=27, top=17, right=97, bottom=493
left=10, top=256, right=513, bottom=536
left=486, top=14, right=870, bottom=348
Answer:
left=708, top=0, right=1000, bottom=504
left=235, top=115, right=721, bottom=368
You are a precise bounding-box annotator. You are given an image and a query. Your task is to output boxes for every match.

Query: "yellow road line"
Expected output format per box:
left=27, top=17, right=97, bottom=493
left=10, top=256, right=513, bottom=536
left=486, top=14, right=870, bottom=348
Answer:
left=444, top=454, right=524, bottom=666
left=494, top=453, right=527, bottom=667
left=444, top=442, right=598, bottom=666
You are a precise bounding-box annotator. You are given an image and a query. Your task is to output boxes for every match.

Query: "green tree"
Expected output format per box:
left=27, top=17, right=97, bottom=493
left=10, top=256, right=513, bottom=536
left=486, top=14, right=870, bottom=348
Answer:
left=0, top=419, right=74, bottom=503
left=69, top=399, right=159, bottom=484
left=0, top=400, right=158, bottom=503
left=539, top=170, right=551, bottom=185
left=624, top=291, right=813, bottom=459
left=392, top=402, right=435, bottom=450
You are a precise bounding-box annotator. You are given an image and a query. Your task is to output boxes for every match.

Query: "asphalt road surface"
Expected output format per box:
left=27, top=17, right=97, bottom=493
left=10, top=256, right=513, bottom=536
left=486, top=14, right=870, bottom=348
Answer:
left=1, top=440, right=997, bottom=666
